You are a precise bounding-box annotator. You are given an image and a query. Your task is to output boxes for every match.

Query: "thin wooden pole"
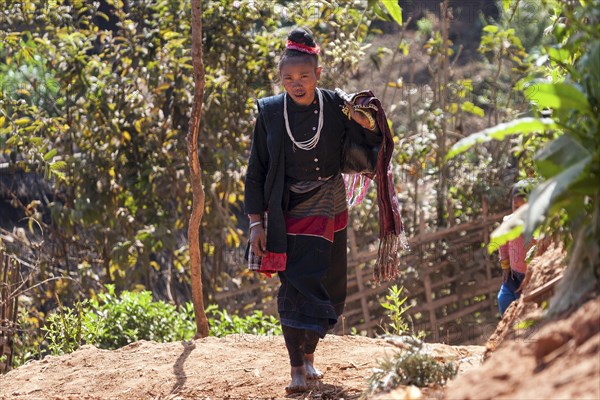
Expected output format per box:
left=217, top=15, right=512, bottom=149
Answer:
left=482, top=196, right=495, bottom=313
left=348, top=228, right=372, bottom=336
left=8, top=256, right=19, bottom=372
left=187, top=0, right=209, bottom=339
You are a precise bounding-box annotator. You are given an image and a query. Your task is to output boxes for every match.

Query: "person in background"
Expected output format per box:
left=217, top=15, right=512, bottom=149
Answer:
left=497, top=180, right=533, bottom=316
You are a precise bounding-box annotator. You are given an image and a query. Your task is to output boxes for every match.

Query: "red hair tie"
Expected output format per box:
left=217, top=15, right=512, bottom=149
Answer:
left=286, top=40, right=321, bottom=55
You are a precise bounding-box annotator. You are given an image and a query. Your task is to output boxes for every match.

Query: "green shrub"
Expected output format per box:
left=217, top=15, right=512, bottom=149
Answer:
left=365, top=337, right=457, bottom=396
left=42, top=285, right=281, bottom=356
left=86, top=285, right=197, bottom=349
left=43, top=301, right=89, bottom=355
left=205, top=305, right=281, bottom=337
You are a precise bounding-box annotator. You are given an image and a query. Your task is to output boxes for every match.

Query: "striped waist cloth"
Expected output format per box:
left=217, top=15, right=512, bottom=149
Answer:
left=285, top=174, right=348, bottom=242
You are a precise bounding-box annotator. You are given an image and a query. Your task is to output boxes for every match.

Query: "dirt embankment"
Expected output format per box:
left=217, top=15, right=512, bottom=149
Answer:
left=446, top=243, right=600, bottom=400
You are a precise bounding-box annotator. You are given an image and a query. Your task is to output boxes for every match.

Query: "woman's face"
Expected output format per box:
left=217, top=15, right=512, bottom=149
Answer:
left=280, top=60, right=322, bottom=106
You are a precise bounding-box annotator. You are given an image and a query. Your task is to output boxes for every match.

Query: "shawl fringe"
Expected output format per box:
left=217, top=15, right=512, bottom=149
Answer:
left=344, top=174, right=371, bottom=207
left=339, top=88, right=409, bottom=282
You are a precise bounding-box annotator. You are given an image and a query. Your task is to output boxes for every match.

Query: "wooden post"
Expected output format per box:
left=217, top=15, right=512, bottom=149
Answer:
left=418, top=210, right=438, bottom=339
left=423, top=272, right=437, bottom=341
left=447, top=197, right=454, bottom=227
left=418, top=208, right=426, bottom=265
left=348, top=228, right=372, bottom=336
left=0, top=251, right=20, bottom=374
left=482, top=196, right=496, bottom=313
left=436, top=0, right=451, bottom=227
left=0, top=251, right=7, bottom=373
left=187, top=0, right=210, bottom=339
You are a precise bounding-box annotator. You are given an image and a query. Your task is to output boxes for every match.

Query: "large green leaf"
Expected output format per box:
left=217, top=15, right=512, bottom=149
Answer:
left=523, top=155, right=591, bottom=240
left=535, top=134, right=591, bottom=179
left=380, top=0, right=402, bottom=26
left=488, top=205, right=528, bottom=254
left=446, top=118, right=557, bottom=159
left=524, top=82, right=590, bottom=112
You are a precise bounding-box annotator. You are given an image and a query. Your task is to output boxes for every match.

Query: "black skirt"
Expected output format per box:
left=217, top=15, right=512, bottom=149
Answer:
left=277, top=175, right=348, bottom=337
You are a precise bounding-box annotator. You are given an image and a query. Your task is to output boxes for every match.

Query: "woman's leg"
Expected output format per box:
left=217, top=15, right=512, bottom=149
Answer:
left=301, top=228, right=347, bottom=380
left=303, top=329, right=323, bottom=379
left=281, top=324, right=307, bottom=392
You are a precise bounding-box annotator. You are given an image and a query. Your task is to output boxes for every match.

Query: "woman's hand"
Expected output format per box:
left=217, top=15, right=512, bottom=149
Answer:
left=250, top=225, right=267, bottom=256
left=345, top=102, right=379, bottom=132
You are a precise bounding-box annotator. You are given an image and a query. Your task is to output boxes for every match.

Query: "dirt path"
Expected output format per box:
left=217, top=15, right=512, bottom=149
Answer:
left=0, top=335, right=483, bottom=399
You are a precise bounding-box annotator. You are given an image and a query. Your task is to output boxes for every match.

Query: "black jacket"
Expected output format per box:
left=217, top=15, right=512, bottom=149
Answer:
left=244, top=88, right=382, bottom=254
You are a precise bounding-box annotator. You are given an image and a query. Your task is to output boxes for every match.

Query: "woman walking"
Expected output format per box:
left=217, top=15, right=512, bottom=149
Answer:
left=244, top=27, right=403, bottom=393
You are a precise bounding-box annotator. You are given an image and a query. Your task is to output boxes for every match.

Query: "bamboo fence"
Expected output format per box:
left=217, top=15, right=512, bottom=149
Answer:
left=217, top=203, right=509, bottom=344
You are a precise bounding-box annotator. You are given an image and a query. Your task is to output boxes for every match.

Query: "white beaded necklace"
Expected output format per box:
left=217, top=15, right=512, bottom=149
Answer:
left=284, top=88, right=324, bottom=151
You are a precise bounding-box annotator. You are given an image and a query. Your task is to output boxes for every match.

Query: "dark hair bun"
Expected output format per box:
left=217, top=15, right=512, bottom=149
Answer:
left=288, top=27, right=316, bottom=47
left=278, top=26, right=319, bottom=70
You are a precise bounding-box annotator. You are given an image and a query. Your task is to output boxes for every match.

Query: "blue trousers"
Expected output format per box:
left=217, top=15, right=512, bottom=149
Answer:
left=497, top=270, right=525, bottom=316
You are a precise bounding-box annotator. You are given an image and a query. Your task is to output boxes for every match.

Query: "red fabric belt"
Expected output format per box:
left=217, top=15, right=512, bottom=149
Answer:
left=285, top=209, right=348, bottom=242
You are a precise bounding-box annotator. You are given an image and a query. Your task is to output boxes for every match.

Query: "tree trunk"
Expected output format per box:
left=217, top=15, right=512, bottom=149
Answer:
left=187, top=0, right=209, bottom=339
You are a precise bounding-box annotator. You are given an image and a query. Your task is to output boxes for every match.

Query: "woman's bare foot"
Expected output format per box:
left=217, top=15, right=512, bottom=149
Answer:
left=304, top=353, right=323, bottom=380
left=285, top=366, right=307, bottom=393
